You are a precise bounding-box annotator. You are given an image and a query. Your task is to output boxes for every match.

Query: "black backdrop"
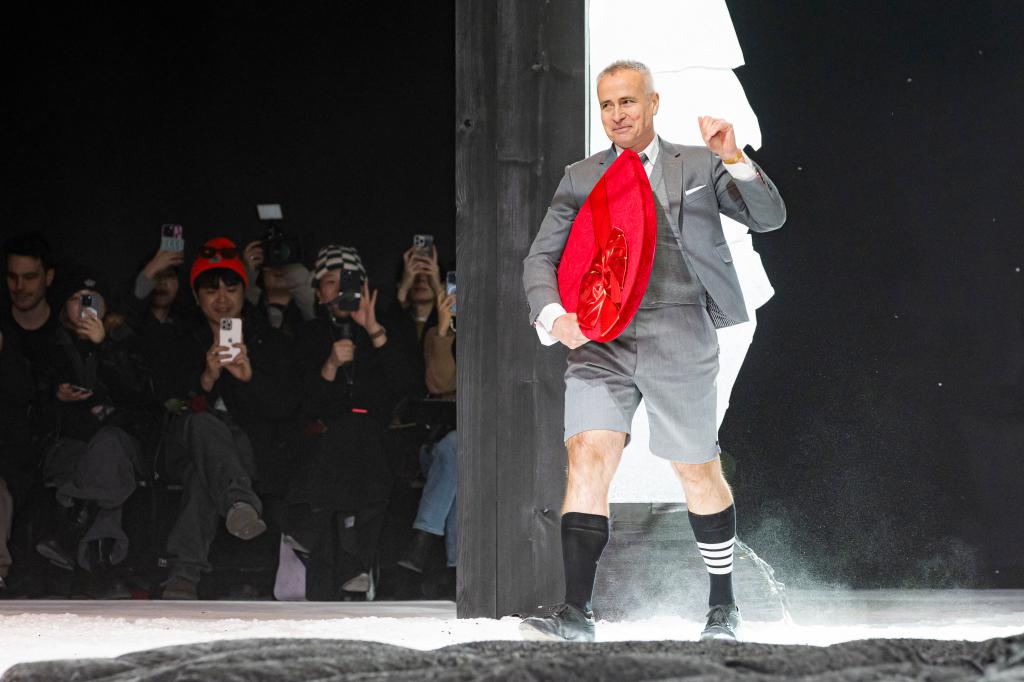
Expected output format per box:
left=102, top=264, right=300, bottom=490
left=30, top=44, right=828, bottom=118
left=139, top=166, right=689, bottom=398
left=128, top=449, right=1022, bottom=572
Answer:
left=6, top=4, right=456, bottom=293
left=721, top=2, right=1023, bottom=588
left=5, top=1, right=1023, bottom=597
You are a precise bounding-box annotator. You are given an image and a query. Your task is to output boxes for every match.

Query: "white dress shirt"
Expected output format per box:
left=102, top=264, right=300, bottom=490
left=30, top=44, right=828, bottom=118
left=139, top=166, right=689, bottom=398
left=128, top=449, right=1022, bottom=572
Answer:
left=533, top=136, right=757, bottom=345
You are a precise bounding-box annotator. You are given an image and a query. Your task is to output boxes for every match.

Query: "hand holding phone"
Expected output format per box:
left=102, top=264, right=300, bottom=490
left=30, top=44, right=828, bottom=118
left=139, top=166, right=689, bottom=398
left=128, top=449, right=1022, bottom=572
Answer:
left=160, top=224, right=184, bottom=253
left=57, top=383, right=93, bottom=402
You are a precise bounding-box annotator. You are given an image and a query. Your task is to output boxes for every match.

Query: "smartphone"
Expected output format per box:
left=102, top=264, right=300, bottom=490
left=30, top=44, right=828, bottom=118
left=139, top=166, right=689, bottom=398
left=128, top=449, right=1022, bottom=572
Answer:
left=413, top=234, right=434, bottom=256
left=79, top=293, right=98, bottom=319
left=160, top=224, right=184, bottom=252
left=445, top=270, right=457, bottom=315
left=219, top=318, right=243, bottom=362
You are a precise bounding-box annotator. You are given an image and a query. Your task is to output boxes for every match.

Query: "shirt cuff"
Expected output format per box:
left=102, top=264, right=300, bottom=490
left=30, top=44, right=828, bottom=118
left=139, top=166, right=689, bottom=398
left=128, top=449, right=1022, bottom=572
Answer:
left=533, top=302, right=567, bottom=346
left=723, top=157, right=757, bottom=181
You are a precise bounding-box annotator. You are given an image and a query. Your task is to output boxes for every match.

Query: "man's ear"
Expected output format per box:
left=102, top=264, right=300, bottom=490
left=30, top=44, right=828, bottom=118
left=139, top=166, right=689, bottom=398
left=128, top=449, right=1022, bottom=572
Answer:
left=45, top=268, right=55, bottom=287
left=650, top=91, right=660, bottom=116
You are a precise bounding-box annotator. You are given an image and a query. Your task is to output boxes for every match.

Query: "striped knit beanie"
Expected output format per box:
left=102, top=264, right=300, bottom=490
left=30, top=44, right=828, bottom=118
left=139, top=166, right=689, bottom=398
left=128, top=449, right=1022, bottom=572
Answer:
left=312, top=244, right=366, bottom=285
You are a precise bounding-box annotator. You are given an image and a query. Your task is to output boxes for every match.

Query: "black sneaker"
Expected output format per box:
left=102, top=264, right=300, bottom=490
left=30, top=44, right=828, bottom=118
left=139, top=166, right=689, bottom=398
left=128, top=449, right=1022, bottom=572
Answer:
left=397, top=529, right=438, bottom=574
left=519, top=603, right=596, bottom=642
left=700, top=603, right=741, bottom=641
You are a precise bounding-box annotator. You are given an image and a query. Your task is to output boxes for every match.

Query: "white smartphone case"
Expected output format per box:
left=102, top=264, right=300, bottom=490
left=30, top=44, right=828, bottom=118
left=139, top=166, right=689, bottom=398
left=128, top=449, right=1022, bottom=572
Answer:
left=219, top=318, right=243, bottom=362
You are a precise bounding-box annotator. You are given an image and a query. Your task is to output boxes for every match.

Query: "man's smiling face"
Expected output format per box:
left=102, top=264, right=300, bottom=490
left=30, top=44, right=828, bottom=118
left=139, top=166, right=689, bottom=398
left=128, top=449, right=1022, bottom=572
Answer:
left=597, top=68, right=659, bottom=152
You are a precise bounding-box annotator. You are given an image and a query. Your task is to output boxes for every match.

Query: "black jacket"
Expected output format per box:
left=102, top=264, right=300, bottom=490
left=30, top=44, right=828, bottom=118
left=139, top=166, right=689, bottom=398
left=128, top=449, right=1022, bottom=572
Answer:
left=47, top=323, right=151, bottom=443
left=182, top=305, right=298, bottom=491
left=292, top=312, right=417, bottom=427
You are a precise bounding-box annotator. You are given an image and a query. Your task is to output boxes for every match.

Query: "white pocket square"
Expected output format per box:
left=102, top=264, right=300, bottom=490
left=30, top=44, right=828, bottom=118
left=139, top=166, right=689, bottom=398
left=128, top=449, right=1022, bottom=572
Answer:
left=684, top=184, right=707, bottom=196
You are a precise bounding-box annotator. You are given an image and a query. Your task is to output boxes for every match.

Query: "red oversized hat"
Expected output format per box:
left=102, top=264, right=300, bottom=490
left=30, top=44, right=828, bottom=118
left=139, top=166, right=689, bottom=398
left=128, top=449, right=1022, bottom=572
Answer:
left=190, top=237, right=249, bottom=289
left=557, top=149, right=657, bottom=342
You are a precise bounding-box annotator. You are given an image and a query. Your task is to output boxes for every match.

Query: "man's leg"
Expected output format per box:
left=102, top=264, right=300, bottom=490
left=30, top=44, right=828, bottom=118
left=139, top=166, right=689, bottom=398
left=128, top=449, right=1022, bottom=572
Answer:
left=560, top=429, right=624, bottom=611
left=164, top=465, right=220, bottom=594
left=520, top=429, right=624, bottom=642
left=672, top=457, right=740, bottom=639
left=163, top=413, right=264, bottom=598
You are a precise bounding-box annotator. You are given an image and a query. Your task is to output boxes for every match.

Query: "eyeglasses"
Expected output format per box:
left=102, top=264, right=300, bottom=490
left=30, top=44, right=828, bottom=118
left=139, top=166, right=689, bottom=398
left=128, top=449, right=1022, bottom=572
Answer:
left=197, top=246, right=240, bottom=260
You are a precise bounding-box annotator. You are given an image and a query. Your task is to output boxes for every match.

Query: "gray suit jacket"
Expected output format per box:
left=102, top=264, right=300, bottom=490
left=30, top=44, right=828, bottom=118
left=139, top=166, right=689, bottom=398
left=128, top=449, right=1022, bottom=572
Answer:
left=522, top=138, right=786, bottom=327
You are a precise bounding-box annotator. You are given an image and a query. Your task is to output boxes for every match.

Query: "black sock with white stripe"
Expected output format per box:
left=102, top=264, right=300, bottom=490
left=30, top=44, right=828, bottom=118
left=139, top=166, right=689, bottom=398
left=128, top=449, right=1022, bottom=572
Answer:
left=687, top=504, right=736, bottom=607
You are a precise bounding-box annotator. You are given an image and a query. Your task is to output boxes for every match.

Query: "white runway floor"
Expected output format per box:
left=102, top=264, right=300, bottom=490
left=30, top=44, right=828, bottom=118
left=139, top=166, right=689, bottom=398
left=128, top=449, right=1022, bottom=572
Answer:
left=1, top=590, right=1022, bottom=674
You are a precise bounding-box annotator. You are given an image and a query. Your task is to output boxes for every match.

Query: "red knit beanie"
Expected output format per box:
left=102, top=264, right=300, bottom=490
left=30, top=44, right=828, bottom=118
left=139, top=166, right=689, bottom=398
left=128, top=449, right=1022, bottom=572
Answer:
left=190, top=237, right=249, bottom=289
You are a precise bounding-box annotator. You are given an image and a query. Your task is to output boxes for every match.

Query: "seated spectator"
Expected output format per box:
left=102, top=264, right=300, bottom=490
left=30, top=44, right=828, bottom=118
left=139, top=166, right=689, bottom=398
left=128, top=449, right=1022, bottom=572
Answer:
left=396, top=244, right=443, bottom=343
left=279, top=245, right=414, bottom=599
left=398, top=285, right=457, bottom=590
left=0, top=314, right=35, bottom=595
left=161, top=237, right=293, bottom=600
left=133, top=248, right=186, bottom=323
left=126, top=249, right=198, bottom=406
left=243, top=240, right=315, bottom=339
left=34, top=268, right=147, bottom=581
left=2, top=231, right=59, bottom=371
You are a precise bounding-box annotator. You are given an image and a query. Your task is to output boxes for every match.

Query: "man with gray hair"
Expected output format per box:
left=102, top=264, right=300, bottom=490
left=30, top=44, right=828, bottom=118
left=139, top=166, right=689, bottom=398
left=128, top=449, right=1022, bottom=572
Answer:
left=521, top=60, right=786, bottom=641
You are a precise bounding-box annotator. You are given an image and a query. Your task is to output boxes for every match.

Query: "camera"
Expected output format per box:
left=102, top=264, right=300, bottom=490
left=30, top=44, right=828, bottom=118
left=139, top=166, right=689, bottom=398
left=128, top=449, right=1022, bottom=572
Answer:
left=262, top=225, right=303, bottom=268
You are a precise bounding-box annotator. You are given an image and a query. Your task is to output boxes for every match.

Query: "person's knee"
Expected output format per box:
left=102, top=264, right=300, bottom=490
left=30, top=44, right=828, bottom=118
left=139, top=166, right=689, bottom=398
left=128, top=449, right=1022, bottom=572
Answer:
left=435, top=434, right=458, bottom=464
left=185, top=411, right=230, bottom=445
left=89, top=427, right=136, bottom=464
left=566, top=430, right=623, bottom=484
left=671, top=458, right=720, bottom=488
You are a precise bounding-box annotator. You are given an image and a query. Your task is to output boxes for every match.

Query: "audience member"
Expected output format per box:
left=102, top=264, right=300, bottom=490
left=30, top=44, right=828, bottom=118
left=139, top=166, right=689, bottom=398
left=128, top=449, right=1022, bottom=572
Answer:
left=2, top=231, right=59, bottom=370
left=34, top=267, right=147, bottom=579
left=396, top=244, right=443, bottom=343
left=127, top=249, right=195, bottom=405
left=243, top=240, right=315, bottom=339
left=398, top=285, right=457, bottom=588
left=280, top=245, right=415, bottom=599
left=161, top=237, right=293, bottom=599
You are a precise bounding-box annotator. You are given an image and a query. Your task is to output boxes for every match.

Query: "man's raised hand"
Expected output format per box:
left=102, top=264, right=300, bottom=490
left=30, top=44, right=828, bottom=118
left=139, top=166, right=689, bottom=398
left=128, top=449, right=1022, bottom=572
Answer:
left=698, top=115, right=740, bottom=160
left=552, top=313, right=590, bottom=350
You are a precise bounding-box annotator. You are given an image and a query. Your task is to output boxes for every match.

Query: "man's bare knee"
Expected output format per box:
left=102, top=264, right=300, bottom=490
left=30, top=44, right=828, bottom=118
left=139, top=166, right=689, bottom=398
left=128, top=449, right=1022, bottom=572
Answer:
left=563, top=430, right=625, bottom=515
left=671, top=458, right=720, bottom=486
left=567, top=431, right=624, bottom=475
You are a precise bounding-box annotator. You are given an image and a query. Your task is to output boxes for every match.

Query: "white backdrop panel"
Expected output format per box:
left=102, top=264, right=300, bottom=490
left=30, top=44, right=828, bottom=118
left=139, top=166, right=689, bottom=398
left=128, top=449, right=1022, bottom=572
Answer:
left=588, top=0, right=744, bottom=74
left=588, top=1, right=762, bottom=502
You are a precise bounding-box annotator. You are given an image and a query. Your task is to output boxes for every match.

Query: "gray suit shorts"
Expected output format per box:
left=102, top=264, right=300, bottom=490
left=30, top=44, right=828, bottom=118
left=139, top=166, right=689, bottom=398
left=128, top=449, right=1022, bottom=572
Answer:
left=563, top=304, right=720, bottom=463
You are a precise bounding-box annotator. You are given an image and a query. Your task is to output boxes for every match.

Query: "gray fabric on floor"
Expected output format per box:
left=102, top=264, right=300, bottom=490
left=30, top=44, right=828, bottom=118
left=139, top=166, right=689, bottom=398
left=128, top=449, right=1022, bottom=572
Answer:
left=3, top=634, right=1022, bottom=681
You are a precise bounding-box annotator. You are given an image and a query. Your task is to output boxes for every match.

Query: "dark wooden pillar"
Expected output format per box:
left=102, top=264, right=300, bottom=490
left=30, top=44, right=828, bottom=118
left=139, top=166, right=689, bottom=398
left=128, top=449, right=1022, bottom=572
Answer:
left=455, top=0, right=586, bottom=618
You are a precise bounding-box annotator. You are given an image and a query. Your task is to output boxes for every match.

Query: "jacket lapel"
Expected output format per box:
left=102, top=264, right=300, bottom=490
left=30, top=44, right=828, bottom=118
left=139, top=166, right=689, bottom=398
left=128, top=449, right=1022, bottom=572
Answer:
left=599, top=144, right=616, bottom=168
left=659, top=138, right=684, bottom=229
